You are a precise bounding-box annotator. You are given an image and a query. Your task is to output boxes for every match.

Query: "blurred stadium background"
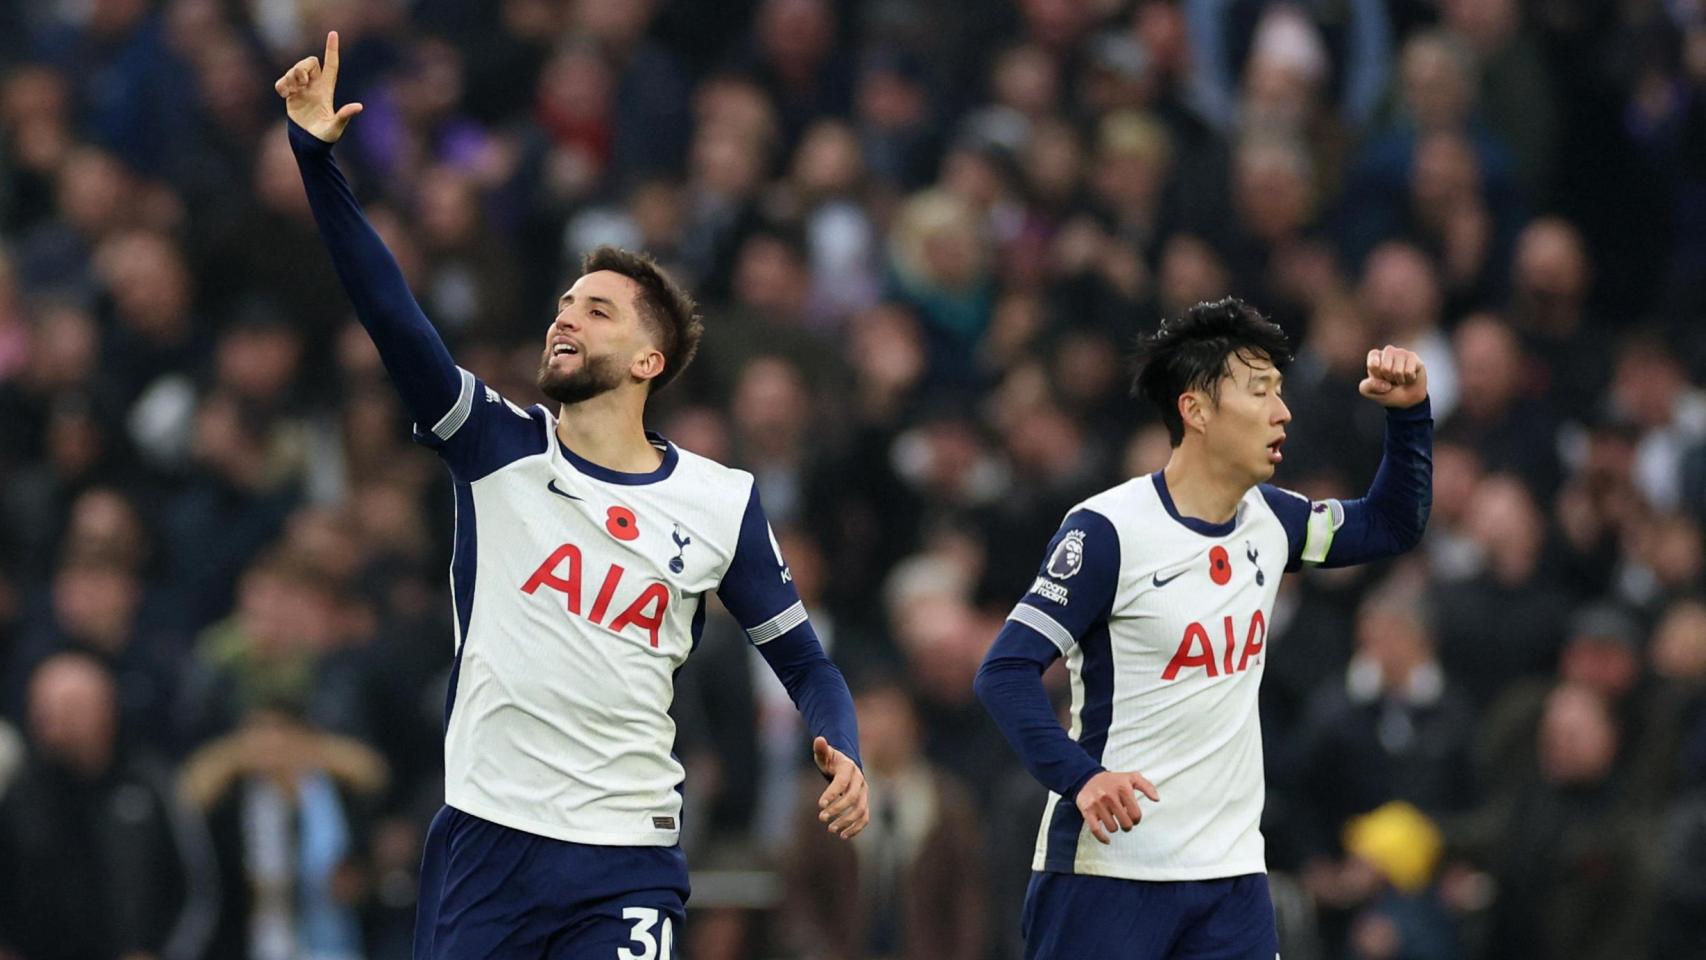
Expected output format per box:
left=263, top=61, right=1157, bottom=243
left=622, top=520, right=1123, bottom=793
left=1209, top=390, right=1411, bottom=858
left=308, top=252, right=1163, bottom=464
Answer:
left=2, top=0, right=1706, bottom=958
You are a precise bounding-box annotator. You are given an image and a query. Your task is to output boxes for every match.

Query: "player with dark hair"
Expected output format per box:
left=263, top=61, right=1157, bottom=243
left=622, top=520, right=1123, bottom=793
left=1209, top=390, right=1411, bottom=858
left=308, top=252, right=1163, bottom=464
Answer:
left=976, top=297, right=1433, bottom=958
left=276, top=33, right=867, bottom=959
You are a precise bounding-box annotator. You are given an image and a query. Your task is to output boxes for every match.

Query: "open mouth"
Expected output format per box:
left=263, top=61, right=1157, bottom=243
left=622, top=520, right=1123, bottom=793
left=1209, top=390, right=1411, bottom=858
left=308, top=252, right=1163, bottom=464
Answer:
left=1266, top=436, right=1286, bottom=464
left=549, top=339, right=581, bottom=359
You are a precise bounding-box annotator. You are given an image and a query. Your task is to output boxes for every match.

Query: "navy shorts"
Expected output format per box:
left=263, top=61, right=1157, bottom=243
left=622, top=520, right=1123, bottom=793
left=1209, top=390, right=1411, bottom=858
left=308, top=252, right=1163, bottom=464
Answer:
left=414, top=806, right=688, bottom=960
left=1022, top=871, right=1278, bottom=960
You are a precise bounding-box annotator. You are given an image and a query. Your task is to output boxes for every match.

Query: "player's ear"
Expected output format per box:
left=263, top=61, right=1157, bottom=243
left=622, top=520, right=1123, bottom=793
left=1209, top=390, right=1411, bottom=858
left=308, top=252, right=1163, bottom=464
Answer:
left=1179, top=391, right=1209, bottom=434
left=632, top=347, right=665, bottom=385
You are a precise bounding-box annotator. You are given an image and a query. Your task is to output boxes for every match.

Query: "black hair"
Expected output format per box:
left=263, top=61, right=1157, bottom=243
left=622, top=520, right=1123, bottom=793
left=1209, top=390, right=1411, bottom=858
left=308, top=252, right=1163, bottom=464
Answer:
left=1131, top=297, right=1293, bottom=446
left=579, top=246, right=704, bottom=393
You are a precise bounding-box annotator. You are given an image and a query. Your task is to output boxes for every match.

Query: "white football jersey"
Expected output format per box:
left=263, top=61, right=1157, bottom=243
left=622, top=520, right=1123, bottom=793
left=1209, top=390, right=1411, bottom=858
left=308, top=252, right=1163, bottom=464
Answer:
left=1012, top=472, right=1338, bottom=881
left=416, top=368, right=806, bottom=846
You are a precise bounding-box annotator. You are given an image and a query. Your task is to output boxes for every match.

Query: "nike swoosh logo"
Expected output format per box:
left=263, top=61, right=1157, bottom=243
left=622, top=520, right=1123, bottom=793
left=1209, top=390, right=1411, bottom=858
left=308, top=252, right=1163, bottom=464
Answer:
left=1152, top=569, right=1186, bottom=588
left=546, top=479, right=583, bottom=502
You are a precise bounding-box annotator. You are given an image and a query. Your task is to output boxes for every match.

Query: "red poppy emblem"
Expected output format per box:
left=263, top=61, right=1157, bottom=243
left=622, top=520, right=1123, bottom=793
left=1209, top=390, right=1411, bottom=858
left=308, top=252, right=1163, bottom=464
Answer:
left=1208, top=545, right=1232, bottom=585
left=606, top=506, right=639, bottom=541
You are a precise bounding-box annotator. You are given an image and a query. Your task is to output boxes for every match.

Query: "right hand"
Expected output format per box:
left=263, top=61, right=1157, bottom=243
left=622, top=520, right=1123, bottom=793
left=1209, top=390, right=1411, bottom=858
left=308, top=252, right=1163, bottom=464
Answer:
left=1075, top=769, right=1160, bottom=844
left=274, top=30, right=363, bottom=143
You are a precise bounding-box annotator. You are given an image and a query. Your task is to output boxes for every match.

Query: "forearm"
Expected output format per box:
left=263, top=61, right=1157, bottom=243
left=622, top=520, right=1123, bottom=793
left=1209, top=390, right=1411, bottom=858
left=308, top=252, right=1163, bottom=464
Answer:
left=287, top=120, right=461, bottom=423
left=975, top=626, right=1102, bottom=798
left=756, top=626, right=862, bottom=768
left=1324, top=399, right=1434, bottom=565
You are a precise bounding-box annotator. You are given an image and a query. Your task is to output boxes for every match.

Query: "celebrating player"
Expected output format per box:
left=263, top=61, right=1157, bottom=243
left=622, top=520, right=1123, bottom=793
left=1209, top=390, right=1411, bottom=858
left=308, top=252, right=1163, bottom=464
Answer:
left=276, top=32, right=867, bottom=959
left=975, top=298, right=1432, bottom=958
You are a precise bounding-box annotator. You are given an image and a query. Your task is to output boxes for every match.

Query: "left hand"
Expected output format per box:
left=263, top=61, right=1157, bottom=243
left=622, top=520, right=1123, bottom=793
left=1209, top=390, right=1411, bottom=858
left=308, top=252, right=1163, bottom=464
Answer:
left=1358, top=344, right=1428, bottom=409
left=813, top=736, right=869, bottom=839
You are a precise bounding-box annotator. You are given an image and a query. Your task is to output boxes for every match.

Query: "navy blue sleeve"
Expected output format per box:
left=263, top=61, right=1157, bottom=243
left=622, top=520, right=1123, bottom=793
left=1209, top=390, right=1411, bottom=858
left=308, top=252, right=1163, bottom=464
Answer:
left=1264, top=399, right=1434, bottom=569
left=287, top=120, right=461, bottom=435
left=289, top=120, right=547, bottom=483
left=718, top=485, right=861, bottom=768
left=974, top=509, right=1119, bottom=799
left=1258, top=484, right=1311, bottom=571
left=413, top=376, right=554, bottom=483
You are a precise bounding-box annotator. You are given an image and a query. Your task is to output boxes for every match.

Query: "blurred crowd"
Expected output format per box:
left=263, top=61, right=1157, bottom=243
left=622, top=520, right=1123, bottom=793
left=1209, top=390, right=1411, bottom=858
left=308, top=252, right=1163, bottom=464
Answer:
left=3, top=0, right=1706, bottom=958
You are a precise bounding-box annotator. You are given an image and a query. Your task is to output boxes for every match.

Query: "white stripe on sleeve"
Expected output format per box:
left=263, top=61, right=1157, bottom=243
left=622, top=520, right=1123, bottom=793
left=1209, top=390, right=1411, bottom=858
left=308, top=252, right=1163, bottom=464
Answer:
left=747, top=601, right=808, bottom=645
left=1008, top=603, right=1075, bottom=654
left=429, top=367, right=478, bottom=441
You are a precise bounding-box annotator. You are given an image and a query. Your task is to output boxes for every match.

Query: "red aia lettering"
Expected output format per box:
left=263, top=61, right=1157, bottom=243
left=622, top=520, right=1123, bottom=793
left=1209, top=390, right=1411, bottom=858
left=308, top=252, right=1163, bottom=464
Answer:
left=609, top=584, right=670, bottom=647
left=1237, top=610, right=1266, bottom=671
left=588, top=564, right=624, bottom=623
left=520, top=544, right=670, bottom=646
left=1162, top=622, right=1217, bottom=679
left=1161, top=610, right=1266, bottom=680
left=522, top=543, right=584, bottom=614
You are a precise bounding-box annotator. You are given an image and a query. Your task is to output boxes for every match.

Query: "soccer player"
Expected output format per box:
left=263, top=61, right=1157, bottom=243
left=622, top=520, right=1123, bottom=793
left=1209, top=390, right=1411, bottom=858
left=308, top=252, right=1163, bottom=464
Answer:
left=275, top=33, right=868, bottom=959
left=975, top=299, right=1432, bottom=958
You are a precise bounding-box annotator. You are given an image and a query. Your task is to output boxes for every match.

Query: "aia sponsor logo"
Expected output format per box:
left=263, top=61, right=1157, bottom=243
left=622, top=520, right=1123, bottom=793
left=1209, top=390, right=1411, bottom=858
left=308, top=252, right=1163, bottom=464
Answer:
left=1161, top=610, right=1265, bottom=680
left=521, top=542, right=670, bottom=646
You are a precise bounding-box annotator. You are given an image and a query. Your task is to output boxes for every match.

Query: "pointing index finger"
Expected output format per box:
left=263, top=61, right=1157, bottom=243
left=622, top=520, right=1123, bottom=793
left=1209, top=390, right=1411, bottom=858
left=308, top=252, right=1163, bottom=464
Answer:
left=324, top=30, right=340, bottom=81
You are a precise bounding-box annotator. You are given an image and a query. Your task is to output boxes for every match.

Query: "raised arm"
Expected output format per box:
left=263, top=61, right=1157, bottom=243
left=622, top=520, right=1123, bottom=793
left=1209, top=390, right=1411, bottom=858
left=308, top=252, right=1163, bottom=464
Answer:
left=1265, top=345, right=1434, bottom=568
left=275, top=32, right=462, bottom=428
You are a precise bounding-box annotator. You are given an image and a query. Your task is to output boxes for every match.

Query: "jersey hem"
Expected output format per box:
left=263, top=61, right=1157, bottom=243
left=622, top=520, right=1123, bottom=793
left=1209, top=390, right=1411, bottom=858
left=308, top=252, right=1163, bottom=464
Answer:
left=1030, top=855, right=1269, bottom=882
left=447, top=795, right=682, bottom=847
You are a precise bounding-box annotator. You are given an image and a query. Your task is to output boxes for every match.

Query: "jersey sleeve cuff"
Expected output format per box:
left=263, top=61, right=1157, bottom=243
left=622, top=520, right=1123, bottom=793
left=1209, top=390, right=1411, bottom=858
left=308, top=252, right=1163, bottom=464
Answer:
left=286, top=117, right=335, bottom=156
left=1387, top=397, right=1432, bottom=421
left=1066, top=765, right=1105, bottom=801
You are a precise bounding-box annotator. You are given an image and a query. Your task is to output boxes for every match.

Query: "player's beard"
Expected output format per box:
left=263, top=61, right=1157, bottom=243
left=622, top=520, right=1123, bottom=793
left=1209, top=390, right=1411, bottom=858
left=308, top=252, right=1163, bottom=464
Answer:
left=538, top=351, right=626, bottom=405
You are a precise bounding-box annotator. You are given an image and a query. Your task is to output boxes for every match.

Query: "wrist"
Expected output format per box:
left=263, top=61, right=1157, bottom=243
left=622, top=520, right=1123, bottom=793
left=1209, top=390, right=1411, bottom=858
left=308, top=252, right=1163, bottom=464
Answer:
left=286, top=117, right=336, bottom=154
left=1066, top=765, right=1105, bottom=801
left=1387, top=396, right=1431, bottom=420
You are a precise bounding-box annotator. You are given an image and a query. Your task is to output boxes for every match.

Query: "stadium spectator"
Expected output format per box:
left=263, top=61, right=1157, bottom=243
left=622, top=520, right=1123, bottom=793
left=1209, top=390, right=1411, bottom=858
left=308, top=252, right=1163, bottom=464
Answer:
left=179, top=699, right=387, bottom=960
left=783, top=675, right=987, bottom=960
left=1294, top=582, right=1477, bottom=863
left=1356, top=242, right=1460, bottom=419
left=1452, top=683, right=1663, bottom=960
left=1443, top=313, right=1560, bottom=498
left=1432, top=474, right=1570, bottom=707
left=0, top=653, right=216, bottom=960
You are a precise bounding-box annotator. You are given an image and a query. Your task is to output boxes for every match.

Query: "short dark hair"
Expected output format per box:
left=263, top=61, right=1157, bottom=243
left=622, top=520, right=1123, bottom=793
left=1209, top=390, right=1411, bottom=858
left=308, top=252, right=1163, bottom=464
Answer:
left=580, top=246, right=704, bottom=393
left=1132, top=297, right=1293, bottom=446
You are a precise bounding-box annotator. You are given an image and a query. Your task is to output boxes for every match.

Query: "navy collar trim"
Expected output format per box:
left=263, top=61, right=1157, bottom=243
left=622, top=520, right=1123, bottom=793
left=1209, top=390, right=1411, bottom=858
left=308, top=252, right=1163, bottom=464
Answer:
left=558, top=430, right=679, bottom=485
left=1151, top=471, right=1238, bottom=536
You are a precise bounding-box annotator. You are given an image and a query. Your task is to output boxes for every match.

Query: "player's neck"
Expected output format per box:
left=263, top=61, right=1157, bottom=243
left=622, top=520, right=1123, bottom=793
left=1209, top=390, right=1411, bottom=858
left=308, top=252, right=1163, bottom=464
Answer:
left=554, top=390, right=662, bottom=474
left=1160, top=447, right=1249, bottom=525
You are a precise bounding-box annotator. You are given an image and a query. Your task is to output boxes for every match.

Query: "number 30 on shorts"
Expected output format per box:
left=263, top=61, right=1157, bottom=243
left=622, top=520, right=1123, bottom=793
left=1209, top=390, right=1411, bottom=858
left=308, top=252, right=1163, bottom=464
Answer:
left=617, top=907, right=673, bottom=960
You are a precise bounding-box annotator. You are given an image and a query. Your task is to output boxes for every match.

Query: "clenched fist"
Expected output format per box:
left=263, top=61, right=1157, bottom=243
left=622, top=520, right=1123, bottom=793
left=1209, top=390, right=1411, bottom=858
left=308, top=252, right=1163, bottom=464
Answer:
left=1358, top=345, right=1428, bottom=409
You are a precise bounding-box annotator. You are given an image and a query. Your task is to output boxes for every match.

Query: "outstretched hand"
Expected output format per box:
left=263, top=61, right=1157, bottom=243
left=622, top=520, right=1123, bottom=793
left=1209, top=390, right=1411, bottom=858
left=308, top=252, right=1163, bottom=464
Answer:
left=274, top=31, right=363, bottom=143
left=1358, top=344, right=1429, bottom=409
left=813, top=736, right=869, bottom=839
